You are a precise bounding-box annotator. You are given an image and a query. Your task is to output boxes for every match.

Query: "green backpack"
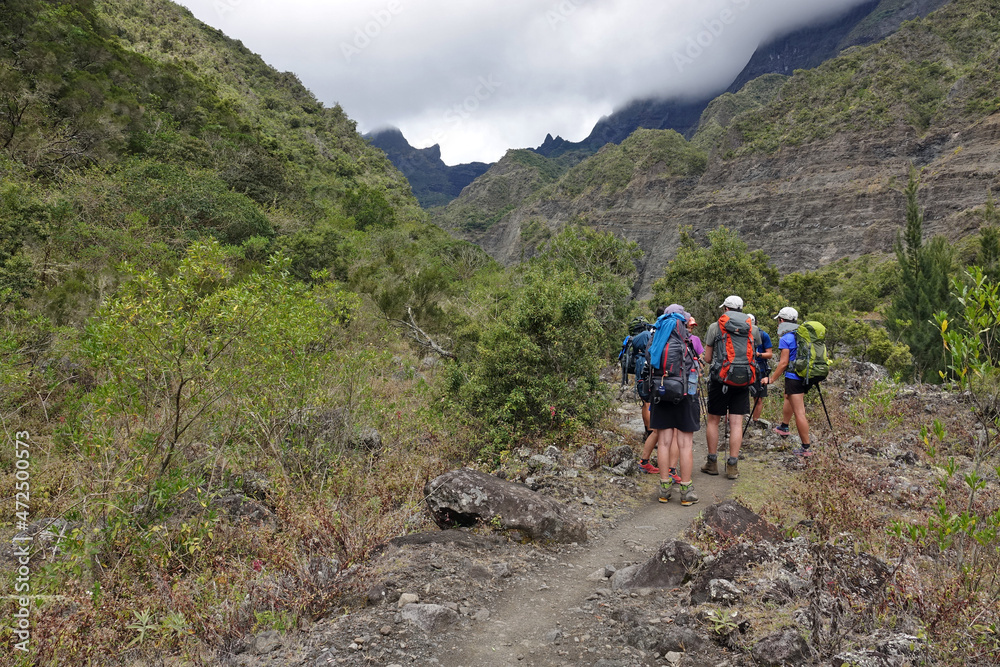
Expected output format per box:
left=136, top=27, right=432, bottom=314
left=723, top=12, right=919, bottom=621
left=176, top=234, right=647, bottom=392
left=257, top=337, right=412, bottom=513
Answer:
left=793, top=320, right=830, bottom=382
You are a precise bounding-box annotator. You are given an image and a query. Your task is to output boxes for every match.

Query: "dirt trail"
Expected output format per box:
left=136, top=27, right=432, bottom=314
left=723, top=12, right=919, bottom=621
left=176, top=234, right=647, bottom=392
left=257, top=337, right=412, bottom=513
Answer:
left=432, top=417, right=735, bottom=667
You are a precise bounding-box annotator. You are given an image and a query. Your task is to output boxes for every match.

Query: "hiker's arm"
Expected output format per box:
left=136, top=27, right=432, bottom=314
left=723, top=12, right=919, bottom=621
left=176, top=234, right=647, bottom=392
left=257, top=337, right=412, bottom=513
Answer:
left=703, top=343, right=713, bottom=366
left=764, top=349, right=789, bottom=384
left=757, top=346, right=773, bottom=361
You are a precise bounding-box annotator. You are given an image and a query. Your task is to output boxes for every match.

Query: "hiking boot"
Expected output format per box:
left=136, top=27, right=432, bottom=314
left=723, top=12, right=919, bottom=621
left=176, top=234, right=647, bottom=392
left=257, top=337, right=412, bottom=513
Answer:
left=726, top=461, right=739, bottom=480
left=700, top=458, right=719, bottom=475
left=773, top=424, right=791, bottom=437
left=679, top=483, right=699, bottom=506
left=657, top=480, right=675, bottom=503
left=638, top=460, right=660, bottom=474
left=667, top=468, right=682, bottom=484
left=792, top=446, right=813, bottom=457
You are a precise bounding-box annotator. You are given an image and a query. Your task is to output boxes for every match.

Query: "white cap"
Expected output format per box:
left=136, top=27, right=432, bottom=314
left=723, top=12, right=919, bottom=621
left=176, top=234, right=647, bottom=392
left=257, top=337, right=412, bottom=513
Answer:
left=774, top=306, right=798, bottom=321
left=720, top=295, right=744, bottom=310
left=747, top=314, right=756, bottom=325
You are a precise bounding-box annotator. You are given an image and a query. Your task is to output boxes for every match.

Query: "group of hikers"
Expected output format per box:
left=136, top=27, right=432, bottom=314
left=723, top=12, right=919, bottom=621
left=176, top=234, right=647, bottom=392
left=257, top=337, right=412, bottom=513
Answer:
left=619, top=295, right=828, bottom=507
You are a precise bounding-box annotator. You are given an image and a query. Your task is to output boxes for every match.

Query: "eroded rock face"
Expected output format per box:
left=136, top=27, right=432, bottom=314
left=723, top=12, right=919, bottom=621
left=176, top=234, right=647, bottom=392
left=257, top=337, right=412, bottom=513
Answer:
left=443, top=115, right=1000, bottom=298
left=611, top=540, right=703, bottom=590
left=424, top=468, right=587, bottom=543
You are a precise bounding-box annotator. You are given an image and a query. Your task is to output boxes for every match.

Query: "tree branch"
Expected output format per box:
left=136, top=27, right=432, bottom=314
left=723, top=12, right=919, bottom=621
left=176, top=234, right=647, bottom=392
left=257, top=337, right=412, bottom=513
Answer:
left=392, top=307, right=456, bottom=359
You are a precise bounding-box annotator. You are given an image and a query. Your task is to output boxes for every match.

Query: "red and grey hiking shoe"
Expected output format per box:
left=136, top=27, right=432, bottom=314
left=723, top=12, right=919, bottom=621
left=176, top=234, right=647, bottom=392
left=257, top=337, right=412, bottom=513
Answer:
left=792, top=446, right=813, bottom=457
left=773, top=424, right=791, bottom=437
left=639, top=459, right=659, bottom=474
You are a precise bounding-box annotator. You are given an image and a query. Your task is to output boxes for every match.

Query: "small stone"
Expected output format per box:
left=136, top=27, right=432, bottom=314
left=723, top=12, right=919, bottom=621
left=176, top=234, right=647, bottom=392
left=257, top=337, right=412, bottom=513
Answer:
left=398, top=593, right=419, bottom=608
left=379, top=625, right=392, bottom=636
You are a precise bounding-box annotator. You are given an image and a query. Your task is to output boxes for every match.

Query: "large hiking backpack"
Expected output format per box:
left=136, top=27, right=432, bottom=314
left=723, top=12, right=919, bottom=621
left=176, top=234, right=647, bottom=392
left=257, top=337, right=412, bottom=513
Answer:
left=792, top=320, right=830, bottom=382
left=628, top=316, right=650, bottom=336
left=639, top=314, right=696, bottom=405
left=710, top=312, right=757, bottom=387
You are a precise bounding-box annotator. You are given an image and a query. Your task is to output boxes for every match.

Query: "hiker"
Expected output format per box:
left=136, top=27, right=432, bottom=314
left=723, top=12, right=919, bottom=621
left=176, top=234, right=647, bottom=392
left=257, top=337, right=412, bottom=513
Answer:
left=702, top=295, right=762, bottom=480
left=647, top=304, right=700, bottom=506
left=761, top=306, right=815, bottom=456
left=637, top=307, right=664, bottom=474
left=654, top=314, right=705, bottom=478
left=747, top=314, right=773, bottom=426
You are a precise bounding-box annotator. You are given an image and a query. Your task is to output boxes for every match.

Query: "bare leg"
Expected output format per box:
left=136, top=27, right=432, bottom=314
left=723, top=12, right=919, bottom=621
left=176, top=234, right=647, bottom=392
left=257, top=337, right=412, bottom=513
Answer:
left=751, top=395, right=765, bottom=421
left=668, top=436, right=680, bottom=477
left=705, top=413, right=722, bottom=455
left=641, top=428, right=657, bottom=460
left=677, top=430, right=694, bottom=484
left=790, top=393, right=810, bottom=444
left=781, top=393, right=793, bottom=426
left=656, top=429, right=676, bottom=484
left=727, top=413, right=743, bottom=459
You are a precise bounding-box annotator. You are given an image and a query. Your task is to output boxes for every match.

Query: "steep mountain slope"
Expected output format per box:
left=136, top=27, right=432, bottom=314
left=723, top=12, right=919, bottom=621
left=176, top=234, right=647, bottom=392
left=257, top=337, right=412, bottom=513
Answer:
left=533, top=0, right=950, bottom=160
left=433, top=0, right=1000, bottom=296
left=365, top=128, right=490, bottom=208
left=0, top=0, right=473, bottom=321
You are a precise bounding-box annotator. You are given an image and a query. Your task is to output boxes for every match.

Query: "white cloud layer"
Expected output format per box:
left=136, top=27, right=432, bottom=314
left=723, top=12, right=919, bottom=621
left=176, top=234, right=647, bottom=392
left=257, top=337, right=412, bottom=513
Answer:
left=176, top=0, right=871, bottom=165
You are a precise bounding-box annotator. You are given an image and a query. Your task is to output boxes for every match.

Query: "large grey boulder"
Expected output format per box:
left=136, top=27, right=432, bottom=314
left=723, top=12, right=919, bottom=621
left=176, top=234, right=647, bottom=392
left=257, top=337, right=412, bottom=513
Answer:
left=399, top=603, right=460, bottom=634
left=751, top=627, right=813, bottom=666
left=699, top=500, right=781, bottom=543
left=424, top=468, right=587, bottom=543
left=611, top=540, right=702, bottom=590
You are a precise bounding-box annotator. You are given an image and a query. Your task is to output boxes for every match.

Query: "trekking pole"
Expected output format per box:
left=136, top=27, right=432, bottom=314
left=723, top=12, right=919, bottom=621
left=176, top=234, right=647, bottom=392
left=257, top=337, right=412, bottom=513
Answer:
left=815, top=383, right=841, bottom=459
left=745, top=394, right=762, bottom=433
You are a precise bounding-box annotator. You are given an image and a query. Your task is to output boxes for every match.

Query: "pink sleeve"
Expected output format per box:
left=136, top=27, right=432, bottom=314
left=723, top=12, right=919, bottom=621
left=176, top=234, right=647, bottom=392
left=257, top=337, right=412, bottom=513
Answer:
left=690, top=335, right=704, bottom=357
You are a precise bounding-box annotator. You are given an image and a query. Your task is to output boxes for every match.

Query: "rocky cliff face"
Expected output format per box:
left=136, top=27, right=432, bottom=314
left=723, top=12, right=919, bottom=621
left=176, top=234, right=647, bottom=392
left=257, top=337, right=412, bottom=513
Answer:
left=365, top=128, right=490, bottom=208
left=467, top=114, right=998, bottom=297
left=433, top=0, right=993, bottom=297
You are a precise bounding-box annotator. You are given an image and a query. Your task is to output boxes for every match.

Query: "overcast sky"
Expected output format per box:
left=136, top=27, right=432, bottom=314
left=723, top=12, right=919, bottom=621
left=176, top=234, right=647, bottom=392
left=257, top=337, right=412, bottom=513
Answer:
left=175, top=0, right=871, bottom=165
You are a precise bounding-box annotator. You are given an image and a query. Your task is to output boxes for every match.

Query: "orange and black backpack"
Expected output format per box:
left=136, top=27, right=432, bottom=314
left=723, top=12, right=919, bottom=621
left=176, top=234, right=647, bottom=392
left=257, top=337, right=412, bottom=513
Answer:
left=710, top=312, right=757, bottom=387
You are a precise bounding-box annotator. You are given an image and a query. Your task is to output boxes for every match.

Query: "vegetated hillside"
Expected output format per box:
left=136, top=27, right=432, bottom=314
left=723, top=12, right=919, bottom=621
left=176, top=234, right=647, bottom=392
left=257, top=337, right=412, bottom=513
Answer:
left=433, top=0, right=1000, bottom=296
left=365, top=127, right=490, bottom=208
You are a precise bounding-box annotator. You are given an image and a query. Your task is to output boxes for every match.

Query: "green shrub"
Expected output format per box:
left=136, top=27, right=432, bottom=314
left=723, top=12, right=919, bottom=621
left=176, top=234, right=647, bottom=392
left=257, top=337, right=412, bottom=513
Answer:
left=651, top=226, right=782, bottom=330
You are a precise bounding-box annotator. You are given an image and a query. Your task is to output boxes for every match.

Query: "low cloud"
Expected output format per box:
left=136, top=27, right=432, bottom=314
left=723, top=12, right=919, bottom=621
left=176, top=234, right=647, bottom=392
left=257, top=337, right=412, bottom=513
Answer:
left=177, top=0, right=872, bottom=164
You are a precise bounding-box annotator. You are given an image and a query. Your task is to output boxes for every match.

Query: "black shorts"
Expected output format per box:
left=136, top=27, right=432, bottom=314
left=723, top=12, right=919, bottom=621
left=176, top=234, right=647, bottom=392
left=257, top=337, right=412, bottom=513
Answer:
left=751, top=378, right=768, bottom=398
left=784, top=377, right=819, bottom=395
left=707, top=379, right=751, bottom=416
left=649, top=395, right=700, bottom=433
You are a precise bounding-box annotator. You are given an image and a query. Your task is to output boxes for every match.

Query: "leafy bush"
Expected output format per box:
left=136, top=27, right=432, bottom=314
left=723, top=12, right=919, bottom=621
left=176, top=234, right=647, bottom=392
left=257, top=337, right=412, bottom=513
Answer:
left=651, top=226, right=783, bottom=330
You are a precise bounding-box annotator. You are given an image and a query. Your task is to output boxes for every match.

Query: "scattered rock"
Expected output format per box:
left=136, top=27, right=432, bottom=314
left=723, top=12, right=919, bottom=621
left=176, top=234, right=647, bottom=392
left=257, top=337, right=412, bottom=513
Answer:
left=424, top=468, right=588, bottom=543
left=751, top=627, right=813, bottom=666
left=611, top=540, right=702, bottom=590
left=399, top=603, right=460, bottom=634
left=397, top=593, right=419, bottom=608
left=699, top=500, right=782, bottom=543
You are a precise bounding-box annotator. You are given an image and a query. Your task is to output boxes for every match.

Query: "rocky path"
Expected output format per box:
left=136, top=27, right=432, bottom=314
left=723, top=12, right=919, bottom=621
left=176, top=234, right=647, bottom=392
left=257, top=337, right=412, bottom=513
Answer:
left=431, top=413, right=735, bottom=667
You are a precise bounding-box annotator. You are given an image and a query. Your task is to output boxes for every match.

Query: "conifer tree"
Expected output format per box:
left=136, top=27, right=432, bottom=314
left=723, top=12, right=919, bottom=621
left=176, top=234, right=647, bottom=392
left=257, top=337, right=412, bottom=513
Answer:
left=886, top=167, right=955, bottom=381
